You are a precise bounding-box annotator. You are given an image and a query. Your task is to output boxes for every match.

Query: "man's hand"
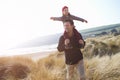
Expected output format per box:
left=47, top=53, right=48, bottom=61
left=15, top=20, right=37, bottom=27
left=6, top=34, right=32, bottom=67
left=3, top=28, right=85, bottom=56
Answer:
left=79, top=39, right=85, bottom=48
left=65, top=39, right=70, bottom=46
left=79, top=39, right=84, bottom=45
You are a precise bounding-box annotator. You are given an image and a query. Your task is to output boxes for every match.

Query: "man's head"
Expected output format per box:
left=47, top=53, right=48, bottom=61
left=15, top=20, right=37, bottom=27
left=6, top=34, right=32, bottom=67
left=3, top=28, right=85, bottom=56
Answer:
left=62, top=6, right=69, bottom=16
left=63, top=20, right=74, bottom=33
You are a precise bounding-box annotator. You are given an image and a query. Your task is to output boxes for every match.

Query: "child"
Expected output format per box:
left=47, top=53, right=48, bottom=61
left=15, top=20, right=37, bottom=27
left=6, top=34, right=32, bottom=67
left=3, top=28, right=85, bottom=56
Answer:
left=50, top=6, right=88, bottom=48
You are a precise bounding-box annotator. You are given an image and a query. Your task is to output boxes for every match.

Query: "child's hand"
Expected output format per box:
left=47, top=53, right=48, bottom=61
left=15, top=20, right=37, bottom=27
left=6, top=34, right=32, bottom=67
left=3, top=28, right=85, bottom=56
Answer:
left=84, top=20, right=88, bottom=23
left=65, top=39, right=70, bottom=46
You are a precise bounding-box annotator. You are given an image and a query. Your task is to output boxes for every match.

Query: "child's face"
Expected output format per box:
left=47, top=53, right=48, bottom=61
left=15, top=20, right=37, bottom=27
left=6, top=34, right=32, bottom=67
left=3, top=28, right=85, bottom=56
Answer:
left=62, top=8, right=69, bottom=16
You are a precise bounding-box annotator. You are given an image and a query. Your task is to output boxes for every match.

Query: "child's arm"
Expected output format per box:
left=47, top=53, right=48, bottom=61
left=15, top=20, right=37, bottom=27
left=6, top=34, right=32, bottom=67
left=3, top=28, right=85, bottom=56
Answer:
left=50, top=17, right=62, bottom=21
left=71, top=15, right=88, bottom=23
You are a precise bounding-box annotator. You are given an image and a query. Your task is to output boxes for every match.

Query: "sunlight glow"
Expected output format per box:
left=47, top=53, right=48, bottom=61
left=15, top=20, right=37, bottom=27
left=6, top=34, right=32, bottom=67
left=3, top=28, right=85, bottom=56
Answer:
left=0, top=0, right=120, bottom=50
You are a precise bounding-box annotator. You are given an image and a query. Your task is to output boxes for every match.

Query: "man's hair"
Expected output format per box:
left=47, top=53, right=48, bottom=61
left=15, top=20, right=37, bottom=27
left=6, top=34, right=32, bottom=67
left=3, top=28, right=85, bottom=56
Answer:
left=63, top=19, right=74, bottom=25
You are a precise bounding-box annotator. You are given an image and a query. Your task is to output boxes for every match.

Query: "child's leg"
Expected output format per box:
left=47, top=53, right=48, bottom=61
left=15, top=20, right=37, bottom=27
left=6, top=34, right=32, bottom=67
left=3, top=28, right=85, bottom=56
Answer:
left=64, top=31, right=73, bottom=49
left=73, top=28, right=82, bottom=40
left=73, top=28, right=85, bottom=48
left=64, top=31, right=69, bottom=39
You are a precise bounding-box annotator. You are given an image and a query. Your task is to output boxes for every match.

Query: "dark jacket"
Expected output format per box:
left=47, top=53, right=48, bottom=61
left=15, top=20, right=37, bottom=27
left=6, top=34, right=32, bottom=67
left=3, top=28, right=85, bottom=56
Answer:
left=57, top=33, right=85, bottom=65
left=53, top=13, right=85, bottom=22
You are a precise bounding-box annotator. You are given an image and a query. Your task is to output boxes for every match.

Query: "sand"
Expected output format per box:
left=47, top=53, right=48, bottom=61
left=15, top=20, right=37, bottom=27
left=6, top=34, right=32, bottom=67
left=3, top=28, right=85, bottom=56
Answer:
left=19, top=50, right=57, bottom=60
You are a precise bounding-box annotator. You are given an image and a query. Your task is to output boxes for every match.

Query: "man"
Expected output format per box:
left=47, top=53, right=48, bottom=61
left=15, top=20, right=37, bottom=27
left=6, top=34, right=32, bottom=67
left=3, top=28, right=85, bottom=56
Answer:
left=57, top=19, right=86, bottom=80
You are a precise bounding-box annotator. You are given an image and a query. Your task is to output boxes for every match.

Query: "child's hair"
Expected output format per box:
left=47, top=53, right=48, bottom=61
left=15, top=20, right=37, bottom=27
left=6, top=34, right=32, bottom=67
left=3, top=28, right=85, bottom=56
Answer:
left=63, top=19, right=74, bottom=26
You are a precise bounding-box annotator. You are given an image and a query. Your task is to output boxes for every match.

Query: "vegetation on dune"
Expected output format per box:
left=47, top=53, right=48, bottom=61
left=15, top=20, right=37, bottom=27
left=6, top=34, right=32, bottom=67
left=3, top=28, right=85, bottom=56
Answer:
left=0, top=56, right=33, bottom=80
left=0, top=35, right=120, bottom=80
left=83, top=35, right=120, bottom=58
left=0, top=52, right=120, bottom=80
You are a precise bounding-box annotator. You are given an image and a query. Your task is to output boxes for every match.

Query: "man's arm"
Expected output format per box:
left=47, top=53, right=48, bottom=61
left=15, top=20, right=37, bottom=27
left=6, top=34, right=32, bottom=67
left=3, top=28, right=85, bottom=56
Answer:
left=57, top=36, right=65, bottom=52
left=71, top=15, right=88, bottom=23
left=50, top=17, right=62, bottom=21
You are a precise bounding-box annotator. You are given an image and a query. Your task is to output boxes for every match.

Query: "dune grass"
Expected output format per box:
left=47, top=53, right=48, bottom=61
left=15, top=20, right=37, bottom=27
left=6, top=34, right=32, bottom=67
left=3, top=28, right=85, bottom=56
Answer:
left=0, top=35, right=120, bottom=80
left=0, top=52, right=120, bottom=80
left=85, top=53, right=120, bottom=80
left=83, top=35, right=120, bottom=58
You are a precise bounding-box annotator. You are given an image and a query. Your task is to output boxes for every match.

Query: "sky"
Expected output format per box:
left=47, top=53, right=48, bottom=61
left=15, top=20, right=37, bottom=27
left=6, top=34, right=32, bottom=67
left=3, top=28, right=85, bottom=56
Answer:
left=0, top=0, right=120, bottom=50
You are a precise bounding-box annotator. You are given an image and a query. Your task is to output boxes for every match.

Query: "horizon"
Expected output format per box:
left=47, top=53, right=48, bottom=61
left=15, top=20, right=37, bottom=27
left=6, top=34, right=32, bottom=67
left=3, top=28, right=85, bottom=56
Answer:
left=0, top=21, right=120, bottom=56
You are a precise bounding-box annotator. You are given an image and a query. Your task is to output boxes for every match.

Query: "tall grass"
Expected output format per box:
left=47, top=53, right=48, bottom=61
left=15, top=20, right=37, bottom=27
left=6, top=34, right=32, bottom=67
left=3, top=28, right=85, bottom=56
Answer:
left=0, top=52, right=120, bottom=80
left=83, top=35, right=120, bottom=58
left=0, top=35, right=120, bottom=80
left=85, top=53, right=120, bottom=80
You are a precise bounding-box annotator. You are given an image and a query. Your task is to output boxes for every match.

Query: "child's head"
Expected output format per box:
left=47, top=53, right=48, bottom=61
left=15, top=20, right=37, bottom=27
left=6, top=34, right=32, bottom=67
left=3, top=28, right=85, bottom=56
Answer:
left=62, top=6, right=69, bottom=16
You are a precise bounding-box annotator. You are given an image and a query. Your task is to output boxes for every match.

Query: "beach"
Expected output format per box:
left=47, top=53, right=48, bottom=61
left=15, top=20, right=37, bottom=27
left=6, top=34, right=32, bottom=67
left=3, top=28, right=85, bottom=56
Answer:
left=0, top=50, right=57, bottom=60
left=0, top=45, right=57, bottom=59
left=22, top=51, right=57, bottom=60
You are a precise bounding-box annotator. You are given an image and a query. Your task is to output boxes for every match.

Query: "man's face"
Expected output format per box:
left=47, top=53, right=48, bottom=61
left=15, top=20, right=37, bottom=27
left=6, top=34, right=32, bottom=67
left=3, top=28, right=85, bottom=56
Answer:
left=63, top=22, right=73, bottom=32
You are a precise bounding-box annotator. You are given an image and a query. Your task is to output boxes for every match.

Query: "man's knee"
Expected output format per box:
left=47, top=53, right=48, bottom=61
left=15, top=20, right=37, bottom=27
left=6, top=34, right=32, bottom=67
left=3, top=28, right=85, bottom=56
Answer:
left=80, top=76, right=86, bottom=80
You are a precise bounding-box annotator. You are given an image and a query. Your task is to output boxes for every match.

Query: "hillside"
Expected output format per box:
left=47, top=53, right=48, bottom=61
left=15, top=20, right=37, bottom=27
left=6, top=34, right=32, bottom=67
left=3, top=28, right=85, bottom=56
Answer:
left=16, top=23, right=120, bottom=48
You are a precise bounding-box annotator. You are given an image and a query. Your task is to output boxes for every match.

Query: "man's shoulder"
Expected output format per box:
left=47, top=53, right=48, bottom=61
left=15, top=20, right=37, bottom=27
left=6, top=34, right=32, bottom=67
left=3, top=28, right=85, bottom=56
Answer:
left=59, top=35, right=65, bottom=40
left=59, top=35, right=64, bottom=39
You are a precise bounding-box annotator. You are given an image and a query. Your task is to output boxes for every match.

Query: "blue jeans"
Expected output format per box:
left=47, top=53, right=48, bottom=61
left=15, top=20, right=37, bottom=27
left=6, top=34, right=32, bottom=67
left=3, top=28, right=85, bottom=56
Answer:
left=66, top=59, right=86, bottom=80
